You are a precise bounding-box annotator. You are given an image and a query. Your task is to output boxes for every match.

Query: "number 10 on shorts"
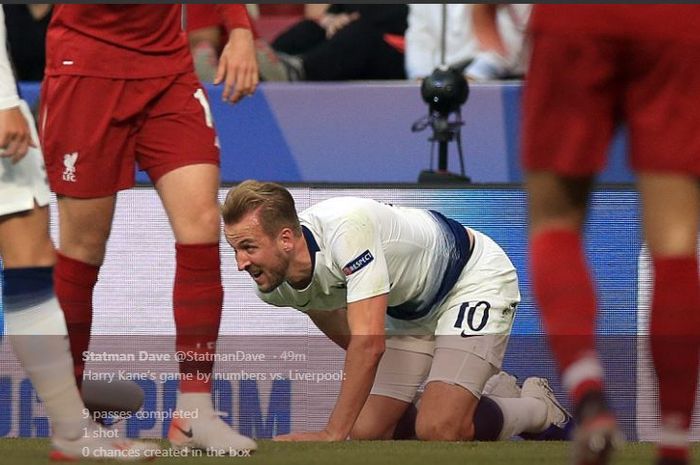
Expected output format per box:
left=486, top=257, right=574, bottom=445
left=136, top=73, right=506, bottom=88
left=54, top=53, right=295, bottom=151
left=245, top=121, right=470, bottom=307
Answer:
left=454, top=301, right=491, bottom=334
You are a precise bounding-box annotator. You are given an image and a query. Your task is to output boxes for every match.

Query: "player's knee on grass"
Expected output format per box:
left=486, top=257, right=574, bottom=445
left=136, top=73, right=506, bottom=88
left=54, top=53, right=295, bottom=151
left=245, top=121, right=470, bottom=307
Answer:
left=415, top=397, right=503, bottom=442
left=415, top=411, right=474, bottom=441
left=415, top=378, right=484, bottom=441
left=415, top=391, right=478, bottom=442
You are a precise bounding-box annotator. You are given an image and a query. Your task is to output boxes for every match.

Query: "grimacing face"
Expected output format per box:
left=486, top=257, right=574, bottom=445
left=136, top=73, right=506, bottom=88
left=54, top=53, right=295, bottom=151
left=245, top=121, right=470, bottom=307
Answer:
left=224, top=211, right=290, bottom=293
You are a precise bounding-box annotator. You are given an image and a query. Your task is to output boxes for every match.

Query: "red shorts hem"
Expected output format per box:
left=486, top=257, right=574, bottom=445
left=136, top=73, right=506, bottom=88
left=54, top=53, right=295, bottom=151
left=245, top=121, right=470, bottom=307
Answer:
left=146, top=158, right=220, bottom=184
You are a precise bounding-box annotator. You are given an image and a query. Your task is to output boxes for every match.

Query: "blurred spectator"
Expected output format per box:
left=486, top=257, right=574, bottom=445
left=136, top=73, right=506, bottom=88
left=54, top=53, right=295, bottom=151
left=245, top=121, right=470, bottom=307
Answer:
left=254, top=5, right=323, bottom=44
left=187, top=4, right=228, bottom=82
left=188, top=5, right=328, bottom=82
left=469, top=4, right=530, bottom=81
left=187, top=4, right=259, bottom=83
left=303, top=4, right=329, bottom=21
left=4, top=4, right=51, bottom=81
left=257, top=4, right=408, bottom=81
left=405, top=4, right=529, bottom=81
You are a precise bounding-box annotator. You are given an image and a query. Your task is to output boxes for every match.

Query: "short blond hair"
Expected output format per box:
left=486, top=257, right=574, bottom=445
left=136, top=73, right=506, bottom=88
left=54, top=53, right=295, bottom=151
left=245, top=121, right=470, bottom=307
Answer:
left=222, top=180, right=301, bottom=237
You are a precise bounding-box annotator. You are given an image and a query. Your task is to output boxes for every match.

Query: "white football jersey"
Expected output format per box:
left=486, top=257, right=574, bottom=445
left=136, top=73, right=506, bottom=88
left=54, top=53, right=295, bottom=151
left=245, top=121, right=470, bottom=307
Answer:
left=257, top=197, right=472, bottom=322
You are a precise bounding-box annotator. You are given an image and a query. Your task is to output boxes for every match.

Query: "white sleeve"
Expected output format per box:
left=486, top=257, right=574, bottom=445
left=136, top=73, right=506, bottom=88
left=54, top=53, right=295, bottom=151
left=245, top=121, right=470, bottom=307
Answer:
left=404, top=5, right=438, bottom=80
left=0, top=6, right=20, bottom=110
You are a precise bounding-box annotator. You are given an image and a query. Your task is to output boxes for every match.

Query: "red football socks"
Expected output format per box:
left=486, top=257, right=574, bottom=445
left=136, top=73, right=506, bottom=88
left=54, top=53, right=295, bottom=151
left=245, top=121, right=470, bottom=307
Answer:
left=651, top=255, right=700, bottom=463
left=173, top=243, right=223, bottom=393
left=530, top=228, right=603, bottom=403
left=54, top=252, right=100, bottom=388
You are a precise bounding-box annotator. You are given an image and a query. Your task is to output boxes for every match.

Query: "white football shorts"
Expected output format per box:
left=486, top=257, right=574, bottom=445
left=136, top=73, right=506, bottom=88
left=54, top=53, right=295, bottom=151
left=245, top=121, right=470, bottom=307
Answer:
left=372, top=228, right=521, bottom=400
left=0, top=100, right=51, bottom=217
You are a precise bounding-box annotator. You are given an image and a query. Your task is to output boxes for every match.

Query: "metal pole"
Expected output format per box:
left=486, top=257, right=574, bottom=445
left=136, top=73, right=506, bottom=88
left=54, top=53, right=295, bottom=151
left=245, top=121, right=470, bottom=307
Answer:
left=438, top=140, right=448, bottom=172
left=440, top=4, right=447, bottom=66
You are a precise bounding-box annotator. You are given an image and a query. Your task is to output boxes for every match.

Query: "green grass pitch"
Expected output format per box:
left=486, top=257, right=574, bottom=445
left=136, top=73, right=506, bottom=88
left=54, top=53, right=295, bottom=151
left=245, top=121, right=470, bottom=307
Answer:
left=0, top=439, right=692, bottom=465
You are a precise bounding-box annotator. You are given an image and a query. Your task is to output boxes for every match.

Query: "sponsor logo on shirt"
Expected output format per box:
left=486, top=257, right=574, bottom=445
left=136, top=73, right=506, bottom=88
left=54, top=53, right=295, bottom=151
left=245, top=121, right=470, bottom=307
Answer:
left=62, top=152, right=78, bottom=182
left=342, top=250, right=374, bottom=276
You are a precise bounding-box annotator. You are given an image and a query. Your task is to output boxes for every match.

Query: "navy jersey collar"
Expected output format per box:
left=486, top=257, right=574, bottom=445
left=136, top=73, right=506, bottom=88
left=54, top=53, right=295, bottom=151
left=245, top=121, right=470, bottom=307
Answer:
left=302, top=225, right=320, bottom=272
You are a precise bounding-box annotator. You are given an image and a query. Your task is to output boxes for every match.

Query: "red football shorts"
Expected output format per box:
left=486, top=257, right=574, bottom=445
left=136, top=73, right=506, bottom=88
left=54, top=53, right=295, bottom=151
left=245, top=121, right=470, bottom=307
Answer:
left=522, top=33, right=700, bottom=177
left=40, top=72, right=219, bottom=198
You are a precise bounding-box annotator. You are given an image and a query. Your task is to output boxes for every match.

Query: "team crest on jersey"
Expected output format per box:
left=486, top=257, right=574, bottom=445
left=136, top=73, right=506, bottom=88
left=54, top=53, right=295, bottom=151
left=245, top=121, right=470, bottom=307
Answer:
left=62, top=152, right=78, bottom=182
left=342, top=250, right=374, bottom=276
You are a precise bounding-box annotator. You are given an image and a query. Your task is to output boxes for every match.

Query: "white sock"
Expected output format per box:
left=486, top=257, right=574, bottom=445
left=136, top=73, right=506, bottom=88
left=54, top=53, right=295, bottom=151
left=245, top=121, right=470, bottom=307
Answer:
left=561, top=354, right=604, bottom=394
left=5, top=296, right=88, bottom=440
left=177, top=392, right=214, bottom=415
left=489, top=396, right=548, bottom=440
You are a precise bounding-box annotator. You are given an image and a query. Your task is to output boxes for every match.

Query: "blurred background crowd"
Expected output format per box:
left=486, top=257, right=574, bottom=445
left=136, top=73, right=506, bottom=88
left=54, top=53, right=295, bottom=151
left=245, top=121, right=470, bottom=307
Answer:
left=4, top=4, right=531, bottom=85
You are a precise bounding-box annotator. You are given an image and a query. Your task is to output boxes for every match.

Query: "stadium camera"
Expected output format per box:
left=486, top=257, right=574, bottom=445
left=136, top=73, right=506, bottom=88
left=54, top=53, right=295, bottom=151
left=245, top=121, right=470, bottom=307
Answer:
left=412, top=65, right=471, bottom=184
left=421, top=65, right=469, bottom=116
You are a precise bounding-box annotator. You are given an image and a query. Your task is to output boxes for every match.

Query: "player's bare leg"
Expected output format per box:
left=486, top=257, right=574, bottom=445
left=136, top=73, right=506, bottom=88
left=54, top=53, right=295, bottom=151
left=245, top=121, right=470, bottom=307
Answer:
left=0, top=204, right=55, bottom=267
left=640, top=173, right=700, bottom=465
left=527, top=172, right=621, bottom=465
left=416, top=375, right=566, bottom=442
left=416, top=381, right=480, bottom=441
left=57, top=195, right=117, bottom=265
left=157, top=164, right=256, bottom=453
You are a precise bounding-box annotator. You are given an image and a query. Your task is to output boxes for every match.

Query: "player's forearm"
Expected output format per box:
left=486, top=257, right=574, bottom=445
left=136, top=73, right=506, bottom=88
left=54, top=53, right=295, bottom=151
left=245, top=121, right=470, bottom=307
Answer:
left=226, top=27, right=254, bottom=48
left=325, top=337, right=385, bottom=439
left=308, top=309, right=351, bottom=350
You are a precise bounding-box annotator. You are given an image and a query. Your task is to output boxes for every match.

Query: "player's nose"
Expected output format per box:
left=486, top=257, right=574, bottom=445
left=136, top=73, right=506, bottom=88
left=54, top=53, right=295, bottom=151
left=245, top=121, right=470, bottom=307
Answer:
left=236, top=255, right=250, bottom=272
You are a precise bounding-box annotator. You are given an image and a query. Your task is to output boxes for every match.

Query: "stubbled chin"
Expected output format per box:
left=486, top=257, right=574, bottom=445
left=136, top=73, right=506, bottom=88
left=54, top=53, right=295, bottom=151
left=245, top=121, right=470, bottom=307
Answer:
left=257, top=284, right=276, bottom=294
left=256, top=277, right=283, bottom=294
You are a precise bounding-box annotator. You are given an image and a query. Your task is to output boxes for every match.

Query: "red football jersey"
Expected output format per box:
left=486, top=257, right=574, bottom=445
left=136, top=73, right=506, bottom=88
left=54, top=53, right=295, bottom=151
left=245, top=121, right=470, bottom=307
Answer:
left=46, top=4, right=250, bottom=79
left=530, top=5, right=700, bottom=43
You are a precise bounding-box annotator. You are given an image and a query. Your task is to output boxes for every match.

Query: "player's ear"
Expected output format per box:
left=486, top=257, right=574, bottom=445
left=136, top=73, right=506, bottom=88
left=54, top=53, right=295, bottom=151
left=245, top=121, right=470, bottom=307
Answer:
left=278, top=227, right=294, bottom=251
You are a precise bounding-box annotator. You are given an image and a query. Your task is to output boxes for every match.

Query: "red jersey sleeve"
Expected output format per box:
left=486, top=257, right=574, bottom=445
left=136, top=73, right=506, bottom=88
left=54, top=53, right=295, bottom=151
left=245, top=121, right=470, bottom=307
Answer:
left=215, top=4, right=251, bottom=31
left=187, top=5, right=221, bottom=32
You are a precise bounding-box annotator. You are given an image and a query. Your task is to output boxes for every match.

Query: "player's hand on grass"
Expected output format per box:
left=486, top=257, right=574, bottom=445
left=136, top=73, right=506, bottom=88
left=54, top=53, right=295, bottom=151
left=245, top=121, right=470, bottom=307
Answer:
left=273, top=429, right=343, bottom=442
left=0, top=106, right=35, bottom=163
left=215, top=27, right=259, bottom=105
